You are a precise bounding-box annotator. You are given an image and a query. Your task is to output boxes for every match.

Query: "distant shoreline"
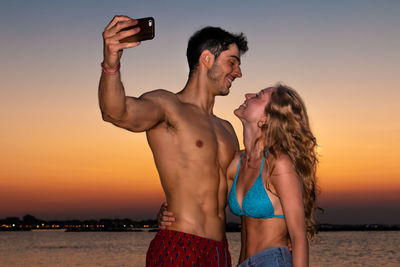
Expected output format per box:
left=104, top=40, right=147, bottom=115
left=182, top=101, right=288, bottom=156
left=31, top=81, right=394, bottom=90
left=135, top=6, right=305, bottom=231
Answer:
left=1, top=224, right=399, bottom=232
left=1, top=215, right=399, bottom=232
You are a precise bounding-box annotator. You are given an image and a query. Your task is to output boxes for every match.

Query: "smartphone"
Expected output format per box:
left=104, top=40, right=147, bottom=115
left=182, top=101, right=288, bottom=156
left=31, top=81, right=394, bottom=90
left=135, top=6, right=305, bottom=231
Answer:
left=119, top=17, right=155, bottom=43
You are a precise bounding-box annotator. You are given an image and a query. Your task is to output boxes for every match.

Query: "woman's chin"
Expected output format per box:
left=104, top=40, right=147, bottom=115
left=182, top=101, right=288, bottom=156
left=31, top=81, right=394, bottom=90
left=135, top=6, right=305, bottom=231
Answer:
left=234, top=108, right=245, bottom=120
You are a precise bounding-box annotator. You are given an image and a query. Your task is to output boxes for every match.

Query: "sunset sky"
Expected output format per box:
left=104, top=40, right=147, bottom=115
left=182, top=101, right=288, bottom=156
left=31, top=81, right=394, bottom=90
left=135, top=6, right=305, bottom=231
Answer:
left=1, top=0, right=399, bottom=224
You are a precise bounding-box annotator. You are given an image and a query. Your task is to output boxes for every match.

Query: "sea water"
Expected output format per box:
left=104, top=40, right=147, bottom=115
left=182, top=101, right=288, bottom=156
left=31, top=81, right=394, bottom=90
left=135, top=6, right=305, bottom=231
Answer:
left=0, top=231, right=398, bottom=266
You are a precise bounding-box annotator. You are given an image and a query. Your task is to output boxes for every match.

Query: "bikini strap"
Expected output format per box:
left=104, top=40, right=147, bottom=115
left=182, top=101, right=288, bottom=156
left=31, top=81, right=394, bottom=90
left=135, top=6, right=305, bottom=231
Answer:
left=259, top=150, right=268, bottom=176
left=234, top=152, right=246, bottom=182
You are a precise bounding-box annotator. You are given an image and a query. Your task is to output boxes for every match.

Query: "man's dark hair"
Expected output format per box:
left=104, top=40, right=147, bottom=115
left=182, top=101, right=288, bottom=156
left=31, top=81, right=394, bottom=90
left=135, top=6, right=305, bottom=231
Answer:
left=186, top=27, right=248, bottom=76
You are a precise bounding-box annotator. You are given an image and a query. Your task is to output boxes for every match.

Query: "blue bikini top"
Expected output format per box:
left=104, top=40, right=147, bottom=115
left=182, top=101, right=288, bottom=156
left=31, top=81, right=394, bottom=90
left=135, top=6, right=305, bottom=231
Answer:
left=228, top=151, right=285, bottom=219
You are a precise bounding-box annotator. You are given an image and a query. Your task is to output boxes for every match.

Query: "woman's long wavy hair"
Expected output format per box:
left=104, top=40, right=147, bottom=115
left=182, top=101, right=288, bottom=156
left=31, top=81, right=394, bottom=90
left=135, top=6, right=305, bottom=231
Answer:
left=261, top=84, right=319, bottom=241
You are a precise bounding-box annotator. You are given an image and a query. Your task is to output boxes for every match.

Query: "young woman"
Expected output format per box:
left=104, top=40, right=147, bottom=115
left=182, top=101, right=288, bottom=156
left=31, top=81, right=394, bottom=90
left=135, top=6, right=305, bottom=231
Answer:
left=159, top=84, right=318, bottom=266
left=228, top=84, right=318, bottom=267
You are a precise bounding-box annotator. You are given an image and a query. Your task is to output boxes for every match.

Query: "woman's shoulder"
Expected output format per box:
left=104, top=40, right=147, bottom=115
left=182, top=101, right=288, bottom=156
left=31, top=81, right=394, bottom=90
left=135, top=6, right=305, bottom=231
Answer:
left=274, top=151, right=293, bottom=167
left=227, top=150, right=245, bottom=181
left=269, top=151, right=296, bottom=177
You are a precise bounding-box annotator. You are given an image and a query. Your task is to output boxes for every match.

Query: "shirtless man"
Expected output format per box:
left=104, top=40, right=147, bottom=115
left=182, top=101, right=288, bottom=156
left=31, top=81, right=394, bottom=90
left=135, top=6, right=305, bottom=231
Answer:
left=98, top=16, right=248, bottom=266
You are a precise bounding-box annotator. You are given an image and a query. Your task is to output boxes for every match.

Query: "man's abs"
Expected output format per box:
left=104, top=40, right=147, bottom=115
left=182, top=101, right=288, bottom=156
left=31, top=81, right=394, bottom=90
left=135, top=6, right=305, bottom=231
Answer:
left=165, top=188, right=227, bottom=241
left=153, top=152, right=227, bottom=241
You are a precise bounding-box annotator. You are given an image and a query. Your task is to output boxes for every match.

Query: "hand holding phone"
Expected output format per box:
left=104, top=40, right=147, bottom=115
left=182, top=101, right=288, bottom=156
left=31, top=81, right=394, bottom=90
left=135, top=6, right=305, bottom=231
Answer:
left=119, top=17, right=155, bottom=43
left=101, top=16, right=153, bottom=72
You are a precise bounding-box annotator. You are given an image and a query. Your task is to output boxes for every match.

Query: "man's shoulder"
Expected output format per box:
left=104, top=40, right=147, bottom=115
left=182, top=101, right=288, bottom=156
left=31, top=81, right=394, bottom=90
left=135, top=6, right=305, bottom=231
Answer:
left=214, top=116, right=234, bottom=129
left=140, top=89, right=178, bottom=101
left=138, top=89, right=182, bottom=112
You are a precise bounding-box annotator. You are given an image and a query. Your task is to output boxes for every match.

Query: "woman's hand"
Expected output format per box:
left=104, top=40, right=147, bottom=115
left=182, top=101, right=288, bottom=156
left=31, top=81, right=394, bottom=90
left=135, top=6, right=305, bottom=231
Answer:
left=157, top=202, right=176, bottom=229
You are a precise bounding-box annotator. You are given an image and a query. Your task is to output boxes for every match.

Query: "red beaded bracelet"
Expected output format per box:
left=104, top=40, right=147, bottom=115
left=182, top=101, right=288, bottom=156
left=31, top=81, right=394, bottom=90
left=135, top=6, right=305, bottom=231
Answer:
left=100, top=62, right=120, bottom=74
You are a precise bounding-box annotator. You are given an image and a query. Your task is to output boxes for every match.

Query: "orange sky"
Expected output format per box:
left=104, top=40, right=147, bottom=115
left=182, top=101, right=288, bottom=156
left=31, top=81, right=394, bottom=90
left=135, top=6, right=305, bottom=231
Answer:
left=1, top=1, right=399, bottom=223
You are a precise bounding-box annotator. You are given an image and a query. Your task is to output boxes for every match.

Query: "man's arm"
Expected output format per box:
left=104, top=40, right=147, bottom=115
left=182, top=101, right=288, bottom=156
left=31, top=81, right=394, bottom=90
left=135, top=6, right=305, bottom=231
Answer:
left=98, top=15, right=166, bottom=132
left=271, top=154, right=308, bottom=267
left=100, top=89, right=170, bottom=132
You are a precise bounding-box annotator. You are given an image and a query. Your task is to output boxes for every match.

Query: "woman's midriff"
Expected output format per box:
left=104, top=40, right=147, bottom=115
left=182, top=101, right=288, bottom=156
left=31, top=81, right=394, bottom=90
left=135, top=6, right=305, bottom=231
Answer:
left=245, top=217, right=288, bottom=258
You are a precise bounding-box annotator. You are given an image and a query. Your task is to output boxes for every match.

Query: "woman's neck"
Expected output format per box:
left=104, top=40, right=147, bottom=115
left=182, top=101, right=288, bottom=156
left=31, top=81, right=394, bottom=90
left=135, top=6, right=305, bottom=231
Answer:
left=242, top=122, right=265, bottom=166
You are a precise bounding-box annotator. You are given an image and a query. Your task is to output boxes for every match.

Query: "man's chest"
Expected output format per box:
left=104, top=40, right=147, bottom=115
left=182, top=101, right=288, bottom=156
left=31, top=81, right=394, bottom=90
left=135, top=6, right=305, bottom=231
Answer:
left=170, top=110, right=237, bottom=168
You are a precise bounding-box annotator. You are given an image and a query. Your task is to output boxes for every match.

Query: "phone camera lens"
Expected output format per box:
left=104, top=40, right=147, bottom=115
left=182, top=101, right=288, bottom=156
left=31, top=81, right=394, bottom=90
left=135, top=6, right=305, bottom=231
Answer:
left=148, top=20, right=153, bottom=27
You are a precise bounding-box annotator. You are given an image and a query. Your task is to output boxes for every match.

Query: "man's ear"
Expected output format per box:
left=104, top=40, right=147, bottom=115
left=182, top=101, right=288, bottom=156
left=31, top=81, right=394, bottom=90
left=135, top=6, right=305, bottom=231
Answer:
left=199, top=50, right=214, bottom=69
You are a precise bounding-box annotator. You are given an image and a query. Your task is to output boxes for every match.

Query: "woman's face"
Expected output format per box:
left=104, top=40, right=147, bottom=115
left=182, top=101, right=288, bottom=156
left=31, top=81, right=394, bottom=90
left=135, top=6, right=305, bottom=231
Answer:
left=234, top=87, right=274, bottom=123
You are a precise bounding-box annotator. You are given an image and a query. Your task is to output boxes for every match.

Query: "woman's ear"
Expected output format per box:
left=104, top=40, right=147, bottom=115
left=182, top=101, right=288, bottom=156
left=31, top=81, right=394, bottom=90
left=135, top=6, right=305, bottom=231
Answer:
left=258, top=115, right=269, bottom=127
left=199, top=50, right=214, bottom=69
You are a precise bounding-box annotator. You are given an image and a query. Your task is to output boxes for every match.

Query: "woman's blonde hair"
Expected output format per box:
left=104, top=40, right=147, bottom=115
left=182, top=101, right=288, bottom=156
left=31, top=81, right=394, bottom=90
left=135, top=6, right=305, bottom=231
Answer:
left=262, top=84, right=319, bottom=240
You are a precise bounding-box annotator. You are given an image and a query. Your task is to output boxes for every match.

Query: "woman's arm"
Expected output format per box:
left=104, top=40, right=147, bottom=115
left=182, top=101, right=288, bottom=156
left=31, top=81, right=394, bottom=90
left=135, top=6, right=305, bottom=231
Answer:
left=271, top=154, right=308, bottom=267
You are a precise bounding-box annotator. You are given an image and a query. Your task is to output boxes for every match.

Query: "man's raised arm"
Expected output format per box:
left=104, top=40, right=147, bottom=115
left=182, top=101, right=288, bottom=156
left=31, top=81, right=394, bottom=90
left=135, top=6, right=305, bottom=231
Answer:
left=98, top=15, right=165, bottom=132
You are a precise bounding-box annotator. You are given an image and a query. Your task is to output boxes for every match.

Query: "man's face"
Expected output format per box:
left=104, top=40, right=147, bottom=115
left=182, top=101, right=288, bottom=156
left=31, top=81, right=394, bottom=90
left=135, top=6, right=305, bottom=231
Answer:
left=207, top=44, right=242, bottom=96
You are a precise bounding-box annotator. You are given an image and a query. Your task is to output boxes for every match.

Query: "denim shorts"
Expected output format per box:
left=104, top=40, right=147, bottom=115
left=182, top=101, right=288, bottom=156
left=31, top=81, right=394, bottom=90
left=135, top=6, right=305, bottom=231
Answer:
left=238, top=247, right=292, bottom=267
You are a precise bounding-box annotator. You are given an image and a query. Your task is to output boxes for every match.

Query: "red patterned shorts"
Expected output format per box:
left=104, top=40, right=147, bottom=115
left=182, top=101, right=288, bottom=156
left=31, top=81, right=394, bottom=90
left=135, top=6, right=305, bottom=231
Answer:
left=146, top=229, right=231, bottom=267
